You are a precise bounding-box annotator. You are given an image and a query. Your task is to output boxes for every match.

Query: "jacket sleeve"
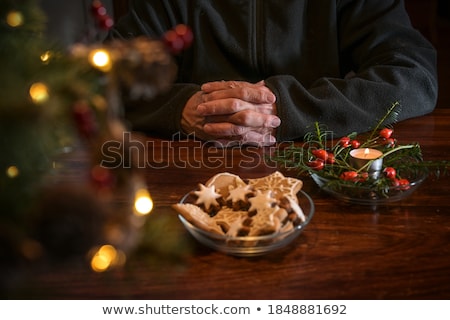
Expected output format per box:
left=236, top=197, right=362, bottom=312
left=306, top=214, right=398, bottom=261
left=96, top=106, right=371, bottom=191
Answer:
left=265, top=0, right=438, bottom=140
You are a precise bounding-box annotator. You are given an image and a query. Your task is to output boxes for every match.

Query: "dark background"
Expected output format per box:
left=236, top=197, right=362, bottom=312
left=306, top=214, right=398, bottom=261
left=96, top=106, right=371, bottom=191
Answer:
left=39, top=0, right=449, bottom=108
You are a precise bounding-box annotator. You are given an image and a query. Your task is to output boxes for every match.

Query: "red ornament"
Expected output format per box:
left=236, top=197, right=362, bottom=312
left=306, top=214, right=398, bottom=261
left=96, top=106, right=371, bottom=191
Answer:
left=90, top=165, right=115, bottom=190
left=91, top=1, right=114, bottom=30
left=98, top=15, right=114, bottom=30
left=163, top=30, right=185, bottom=54
left=91, top=0, right=106, bottom=17
left=163, top=24, right=194, bottom=54
left=72, top=101, right=97, bottom=138
left=174, top=24, right=193, bottom=47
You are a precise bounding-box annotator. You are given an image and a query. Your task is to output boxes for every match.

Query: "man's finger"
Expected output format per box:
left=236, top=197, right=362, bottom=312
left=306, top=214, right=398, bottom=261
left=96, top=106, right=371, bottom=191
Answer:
left=202, top=86, right=275, bottom=104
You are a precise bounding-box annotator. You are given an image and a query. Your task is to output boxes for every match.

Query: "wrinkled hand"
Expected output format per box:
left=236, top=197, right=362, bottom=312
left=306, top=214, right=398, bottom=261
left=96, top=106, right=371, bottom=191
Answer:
left=181, top=80, right=280, bottom=146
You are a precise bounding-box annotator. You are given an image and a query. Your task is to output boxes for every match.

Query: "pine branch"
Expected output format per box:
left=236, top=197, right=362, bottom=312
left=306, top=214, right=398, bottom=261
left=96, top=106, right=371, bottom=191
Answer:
left=368, top=101, right=401, bottom=141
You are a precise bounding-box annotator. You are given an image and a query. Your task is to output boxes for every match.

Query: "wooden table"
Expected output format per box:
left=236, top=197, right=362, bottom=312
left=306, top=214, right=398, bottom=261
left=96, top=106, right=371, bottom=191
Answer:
left=5, top=109, right=450, bottom=299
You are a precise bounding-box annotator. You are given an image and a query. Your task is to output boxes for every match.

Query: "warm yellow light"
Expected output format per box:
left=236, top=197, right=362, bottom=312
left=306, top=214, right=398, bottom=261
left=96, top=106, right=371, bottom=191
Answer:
left=29, top=82, right=49, bottom=104
left=89, top=49, right=111, bottom=71
left=134, top=189, right=153, bottom=215
left=6, top=11, right=24, bottom=27
left=40, top=51, right=53, bottom=63
left=6, top=166, right=19, bottom=178
left=90, top=244, right=117, bottom=273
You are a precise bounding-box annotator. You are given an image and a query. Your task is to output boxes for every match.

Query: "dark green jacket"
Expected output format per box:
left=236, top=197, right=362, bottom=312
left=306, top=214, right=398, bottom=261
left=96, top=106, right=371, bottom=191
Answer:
left=110, top=0, right=438, bottom=140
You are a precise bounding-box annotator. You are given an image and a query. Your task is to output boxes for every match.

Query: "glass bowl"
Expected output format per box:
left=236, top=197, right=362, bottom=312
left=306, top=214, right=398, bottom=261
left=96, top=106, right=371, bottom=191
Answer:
left=177, top=190, right=315, bottom=257
left=310, top=170, right=427, bottom=205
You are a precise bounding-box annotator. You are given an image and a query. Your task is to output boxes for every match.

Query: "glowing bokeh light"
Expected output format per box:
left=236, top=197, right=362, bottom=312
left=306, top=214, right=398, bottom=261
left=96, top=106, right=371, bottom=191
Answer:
left=134, top=189, right=153, bottom=215
left=90, top=244, right=117, bottom=273
left=89, top=49, right=111, bottom=71
left=6, top=11, right=24, bottom=27
left=40, top=51, right=53, bottom=63
left=29, top=82, right=49, bottom=104
left=6, top=166, right=19, bottom=178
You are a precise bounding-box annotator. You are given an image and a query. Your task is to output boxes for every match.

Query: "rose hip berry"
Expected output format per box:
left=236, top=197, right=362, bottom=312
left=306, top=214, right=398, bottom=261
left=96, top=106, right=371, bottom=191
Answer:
left=380, top=128, right=393, bottom=139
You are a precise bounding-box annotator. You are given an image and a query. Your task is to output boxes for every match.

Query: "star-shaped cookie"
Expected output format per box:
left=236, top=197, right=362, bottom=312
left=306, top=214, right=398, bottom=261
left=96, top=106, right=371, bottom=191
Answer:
left=226, top=184, right=253, bottom=203
left=248, top=190, right=276, bottom=213
left=193, top=183, right=221, bottom=210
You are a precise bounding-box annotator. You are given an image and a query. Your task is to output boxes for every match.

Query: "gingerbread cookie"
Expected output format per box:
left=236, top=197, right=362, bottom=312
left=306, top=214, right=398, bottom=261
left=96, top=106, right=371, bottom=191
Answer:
left=173, top=171, right=305, bottom=238
left=193, top=183, right=222, bottom=211
left=248, top=171, right=303, bottom=201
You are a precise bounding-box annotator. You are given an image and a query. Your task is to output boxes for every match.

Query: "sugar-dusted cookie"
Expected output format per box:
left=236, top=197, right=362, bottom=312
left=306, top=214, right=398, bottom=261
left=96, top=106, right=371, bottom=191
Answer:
left=206, top=172, right=246, bottom=198
left=248, top=171, right=303, bottom=201
left=248, top=190, right=277, bottom=213
left=172, top=203, right=224, bottom=235
left=174, top=171, right=306, bottom=238
left=248, top=206, right=280, bottom=236
left=212, top=207, right=248, bottom=236
left=226, top=184, right=253, bottom=203
left=193, top=183, right=222, bottom=211
left=284, top=195, right=306, bottom=222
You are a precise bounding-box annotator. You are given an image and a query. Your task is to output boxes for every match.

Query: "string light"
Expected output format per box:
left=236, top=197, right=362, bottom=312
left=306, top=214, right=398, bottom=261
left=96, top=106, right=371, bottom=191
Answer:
left=29, top=82, right=49, bottom=104
left=89, top=244, right=126, bottom=272
left=40, top=51, right=53, bottom=64
left=6, top=11, right=24, bottom=27
left=6, top=166, right=19, bottom=178
left=134, top=188, right=153, bottom=215
left=88, top=48, right=112, bottom=72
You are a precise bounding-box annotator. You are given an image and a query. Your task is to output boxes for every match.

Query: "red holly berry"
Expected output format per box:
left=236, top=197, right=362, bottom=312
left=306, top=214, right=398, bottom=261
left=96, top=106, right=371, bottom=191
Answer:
left=397, top=178, right=411, bottom=190
left=306, top=159, right=325, bottom=171
left=379, top=128, right=393, bottom=139
left=358, top=172, right=369, bottom=182
left=351, top=140, right=361, bottom=148
left=340, top=171, right=358, bottom=181
left=311, top=149, right=328, bottom=161
left=382, top=138, right=396, bottom=148
left=391, top=178, right=410, bottom=190
left=383, top=167, right=397, bottom=180
left=339, top=136, right=351, bottom=148
left=326, top=152, right=336, bottom=164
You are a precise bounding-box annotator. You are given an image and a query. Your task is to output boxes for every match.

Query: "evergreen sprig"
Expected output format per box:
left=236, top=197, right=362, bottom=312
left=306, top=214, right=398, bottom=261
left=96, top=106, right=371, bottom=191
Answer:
left=272, top=102, right=449, bottom=200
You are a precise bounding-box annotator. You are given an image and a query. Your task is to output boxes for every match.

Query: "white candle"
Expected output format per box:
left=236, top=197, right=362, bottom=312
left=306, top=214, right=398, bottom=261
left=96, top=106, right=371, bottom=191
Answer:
left=350, top=148, right=383, bottom=160
left=349, top=148, right=383, bottom=178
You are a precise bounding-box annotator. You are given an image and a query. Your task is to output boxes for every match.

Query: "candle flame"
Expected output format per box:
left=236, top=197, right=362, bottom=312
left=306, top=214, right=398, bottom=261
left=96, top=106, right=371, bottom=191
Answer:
left=364, top=148, right=369, bottom=158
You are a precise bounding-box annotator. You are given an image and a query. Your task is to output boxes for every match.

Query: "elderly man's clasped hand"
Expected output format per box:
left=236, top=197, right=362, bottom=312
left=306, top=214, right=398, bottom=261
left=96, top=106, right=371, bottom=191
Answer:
left=181, top=80, right=280, bottom=147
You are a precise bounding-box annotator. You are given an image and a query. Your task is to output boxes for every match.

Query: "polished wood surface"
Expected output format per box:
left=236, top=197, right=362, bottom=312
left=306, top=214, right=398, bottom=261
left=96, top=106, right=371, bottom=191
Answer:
left=7, top=109, right=450, bottom=299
